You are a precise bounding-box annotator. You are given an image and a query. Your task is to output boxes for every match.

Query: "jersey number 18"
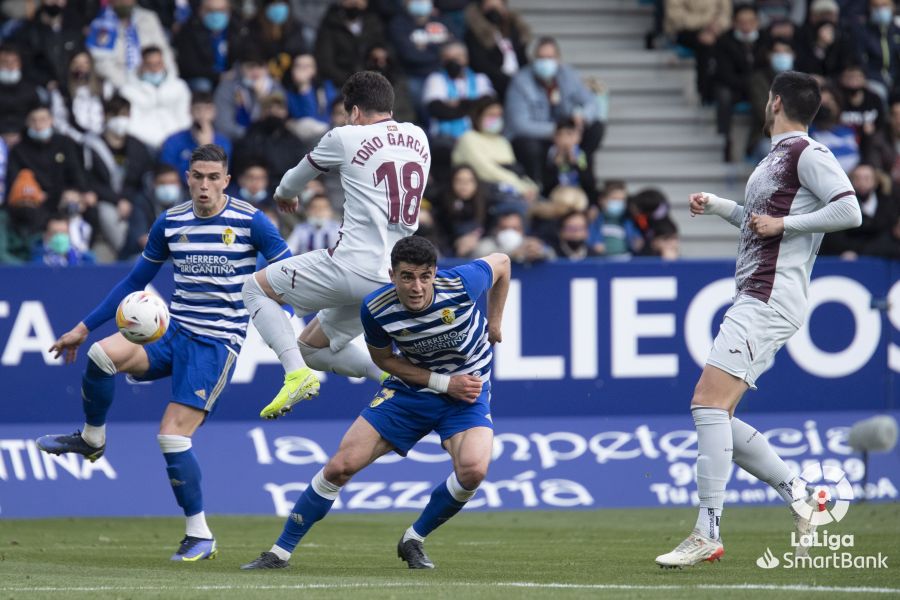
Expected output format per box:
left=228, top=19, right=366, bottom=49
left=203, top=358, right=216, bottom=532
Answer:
left=374, top=161, right=425, bottom=226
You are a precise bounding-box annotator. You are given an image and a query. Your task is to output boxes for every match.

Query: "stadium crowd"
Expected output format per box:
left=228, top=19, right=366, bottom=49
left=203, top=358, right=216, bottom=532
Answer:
left=0, top=0, right=897, bottom=267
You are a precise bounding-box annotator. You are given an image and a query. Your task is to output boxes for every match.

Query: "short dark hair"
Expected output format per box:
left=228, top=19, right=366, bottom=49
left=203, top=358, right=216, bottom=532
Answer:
left=555, top=117, right=578, bottom=132
left=734, top=3, right=757, bottom=18
left=191, top=91, right=214, bottom=106
left=104, top=94, right=130, bottom=116
left=141, top=45, right=162, bottom=59
left=770, top=71, right=822, bottom=125
left=154, top=163, right=179, bottom=179
left=0, top=43, right=21, bottom=58
left=341, top=71, right=394, bottom=115
left=535, top=36, right=560, bottom=54
left=470, top=96, right=502, bottom=130
left=391, top=236, right=437, bottom=269
left=189, top=144, right=228, bottom=167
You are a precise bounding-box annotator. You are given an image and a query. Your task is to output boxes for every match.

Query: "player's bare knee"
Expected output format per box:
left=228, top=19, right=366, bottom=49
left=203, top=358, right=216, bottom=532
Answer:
left=323, top=453, right=360, bottom=485
left=455, top=463, right=488, bottom=490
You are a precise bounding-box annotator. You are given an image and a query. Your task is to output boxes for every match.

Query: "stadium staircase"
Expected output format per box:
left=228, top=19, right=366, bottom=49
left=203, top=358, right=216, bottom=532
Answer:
left=514, top=0, right=749, bottom=257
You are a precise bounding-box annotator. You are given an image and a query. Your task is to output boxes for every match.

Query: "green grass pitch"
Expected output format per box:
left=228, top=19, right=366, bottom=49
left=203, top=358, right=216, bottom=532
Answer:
left=2, top=504, right=898, bottom=599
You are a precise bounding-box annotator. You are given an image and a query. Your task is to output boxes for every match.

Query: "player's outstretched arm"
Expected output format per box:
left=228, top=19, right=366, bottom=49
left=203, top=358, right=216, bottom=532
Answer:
left=480, top=253, right=511, bottom=344
left=689, top=192, right=743, bottom=228
left=274, top=131, right=345, bottom=212
left=51, top=256, right=163, bottom=364
left=367, top=345, right=483, bottom=403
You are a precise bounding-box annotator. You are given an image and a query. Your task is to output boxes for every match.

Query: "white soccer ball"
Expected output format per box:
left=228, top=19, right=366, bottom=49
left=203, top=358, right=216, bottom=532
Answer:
left=116, top=291, right=169, bottom=345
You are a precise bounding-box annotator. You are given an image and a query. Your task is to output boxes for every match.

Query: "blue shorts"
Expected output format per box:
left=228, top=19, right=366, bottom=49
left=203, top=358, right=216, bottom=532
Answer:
left=360, top=384, right=493, bottom=457
left=133, top=320, right=237, bottom=414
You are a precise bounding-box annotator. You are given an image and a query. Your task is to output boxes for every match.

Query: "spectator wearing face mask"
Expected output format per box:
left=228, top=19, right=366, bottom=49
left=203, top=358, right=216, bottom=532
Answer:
left=588, top=180, right=641, bottom=257
left=118, top=46, right=191, bottom=148
left=236, top=161, right=271, bottom=205
left=32, top=213, right=95, bottom=266
left=234, top=0, right=311, bottom=82
left=542, top=117, right=597, bottom=202
left=748, top=37, right=794, bottom=159
left=50, top=51, right=115, bottom=144
left=315, top=0, right=386, bottom=87
left=794, top=0, right=858, bottom=78
left=233, top=92, right=304, bottom=184
left=810, top=84, right=861, bottom=172
left=453, top=97, right=538, bottom=200
left=363, top=43, right=416, bottom=123
left=0, top=44, right=43, bottom=137
left=173, top=0, right=241, bottom=92
left=389, top=0, right=455, bottom=121
left=83, top=95, right=155, bottom=255
left=10, top=0, right=84, bottom=89
left=838, top=64, right=887, bottom=150
left=553, top=210, right=598, bottom=261
left=854, top=0, right=900, bottom=98
left=713, top=3, right=762, bottom=162
left=214, top=49, right=285, bottom=141
left=471, top=210, right=551, bottom=262
left=160, top=91, right=233, bottom=184
left=433, top=164, right=488, bottom=257
left=505, top=37, right=602, bottom=186
left=464, top=0, right=531, bottom=99
left=286, top=193, right=342, bottom=254
left=119, top=164, right=184, bottom=260
left=283, top=53, right=338, bottom=142
left=86, top=0, right=177, bottom=88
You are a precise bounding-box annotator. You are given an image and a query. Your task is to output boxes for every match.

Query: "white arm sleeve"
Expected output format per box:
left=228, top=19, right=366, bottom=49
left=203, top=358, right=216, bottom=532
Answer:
left=702, top=192, right=745, bottom=228
left=785, top=144, right=862, bottom=233
left=275, top=128, right=345, bottom=198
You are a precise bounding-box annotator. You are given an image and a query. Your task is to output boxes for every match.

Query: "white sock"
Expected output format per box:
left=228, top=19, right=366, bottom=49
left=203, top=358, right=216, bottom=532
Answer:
left=81, top=424, right=106, bottom=448
left=731, top=417, right=796, bottom=503
left=692, top=407, right=732, bottom=540
left=300, top=341, right=383, bottom=381
left=695, top=507, right=723, bottom=541
left=311, top=468, right=342, bottom=500
left=186, top=511, right=213, bottom=539
left=242, top=276, right=304, bottom=373
left=270, top=544, right=292, bottom=561
left=402, top=525, right=425, bottom=543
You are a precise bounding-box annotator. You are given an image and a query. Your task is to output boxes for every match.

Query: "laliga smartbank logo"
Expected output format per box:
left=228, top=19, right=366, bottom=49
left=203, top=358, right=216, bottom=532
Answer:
left=755, top=462, right=888, bottom=570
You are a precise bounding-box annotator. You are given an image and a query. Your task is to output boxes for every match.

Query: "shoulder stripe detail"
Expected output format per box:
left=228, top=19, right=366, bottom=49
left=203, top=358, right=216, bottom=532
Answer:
left=230, top=198, right=257, bottom=213
left=167, top=201, right=193, bottom=215
left=367, top=290, right=399, bottom=313
left=306, top=152, right=329, bottom=173
left=829, top=190, right=855, bottom=203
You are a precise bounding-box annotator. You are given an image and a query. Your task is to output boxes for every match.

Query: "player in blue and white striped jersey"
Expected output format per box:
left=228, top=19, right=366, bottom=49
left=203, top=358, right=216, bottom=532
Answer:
left=37, top=145, right=289, bottom=561
left=241, top=237, right=510, bottom=571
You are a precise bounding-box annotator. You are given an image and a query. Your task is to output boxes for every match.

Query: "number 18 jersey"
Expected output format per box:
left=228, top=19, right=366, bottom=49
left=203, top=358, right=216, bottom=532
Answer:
left=307, top=119, right=431, bottom=281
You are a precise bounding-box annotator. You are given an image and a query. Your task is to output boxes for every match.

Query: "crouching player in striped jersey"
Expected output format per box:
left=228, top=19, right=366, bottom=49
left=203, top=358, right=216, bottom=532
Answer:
left=241, top=237, right=510, bottom=570
left=37, top=145, right=290, bottom=561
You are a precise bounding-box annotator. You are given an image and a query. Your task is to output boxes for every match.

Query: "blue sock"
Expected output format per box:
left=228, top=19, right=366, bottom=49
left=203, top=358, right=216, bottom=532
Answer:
left=275, top=486, right=335, bottom=553
left=412, top=481, right=466, bottom=537
left=82, top=360, right=115, bottom=427
left=163, top=450, right=204, bottom=517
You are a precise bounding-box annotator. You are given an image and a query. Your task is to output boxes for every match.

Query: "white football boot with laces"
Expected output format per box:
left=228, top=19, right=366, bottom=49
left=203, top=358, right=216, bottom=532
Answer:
left=655, top=529, right=724, bottom=568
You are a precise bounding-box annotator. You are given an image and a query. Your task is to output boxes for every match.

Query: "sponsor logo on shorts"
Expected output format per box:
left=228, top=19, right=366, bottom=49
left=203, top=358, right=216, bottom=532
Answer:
left=370, top=388, right=395, bottom=408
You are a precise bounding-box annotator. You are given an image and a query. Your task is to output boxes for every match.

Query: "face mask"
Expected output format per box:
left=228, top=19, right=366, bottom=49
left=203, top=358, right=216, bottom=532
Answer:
left=71, top=69, right=90, bottom=82
left=155, top=183, right=182, bottom=205
left=771, top=52, right=794, bottom=73
left=344, top=6, right=361, bottom=19
left=203, top=10, right=230, bottom=31
left=444, top=60, right=463, bottom=79
left=484, top=8, right=503, bottom=25
left=532, top=58, right=558, bottom=81
left=240, top=187, right=269, bottom=203
left=141, top=70, right=166, bottom=86
left=497, top=228, right=523, bottom=252
left=28, top=127, right=53, bottom=142
left=49, top=232, right=70, bottom=255
left=734, top=29, right=759, bottom=43
left=0, top=69, right=22, bottom=85
left=605, top=199, right=626, bottom=218
left=481, top=115, right=504, bottom=134
left=265, top=2, right=289, bottom=24
left=113, top=4, right=134, bottom=19
left=42, top=4, right=64, bottom=17
left=307, top=216, right=327, bottom=228
left=872, top=6, right=894, bottom=25
left=408, top=0, right=432, bottom=17
left=106, top=115, right=130, bottom=136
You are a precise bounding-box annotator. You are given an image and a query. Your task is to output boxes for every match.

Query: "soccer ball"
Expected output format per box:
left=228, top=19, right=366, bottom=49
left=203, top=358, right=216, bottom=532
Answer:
left=116, top=291, right=169, bottom=344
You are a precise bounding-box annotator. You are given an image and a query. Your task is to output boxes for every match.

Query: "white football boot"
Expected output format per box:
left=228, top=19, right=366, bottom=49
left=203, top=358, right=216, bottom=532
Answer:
left=655, top=529, right=725, bottom=568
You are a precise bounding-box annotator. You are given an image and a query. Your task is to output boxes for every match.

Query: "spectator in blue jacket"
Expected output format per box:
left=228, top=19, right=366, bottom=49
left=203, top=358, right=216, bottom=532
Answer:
left=854, top=0, right=900, bottom=98
left=213, top=47, right=285, bottom=141
left=388, top=0, right=455, bottom=121
left=504, top=37, right=602, bottom=188
left=283, top=52, right=337, bottom=142
left=159, top=91, right=232, bottom=184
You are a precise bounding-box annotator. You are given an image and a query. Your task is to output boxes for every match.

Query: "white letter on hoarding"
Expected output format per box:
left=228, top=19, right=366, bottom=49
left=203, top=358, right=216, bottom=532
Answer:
left=684, top=278, right=734, bottom=368
left=787, top=277, right=880, bottom=377
left=570, top=278, right=598, bottom=378
left=611, top=277, right=678, bottom=377
left=494, top=280, right=564, bottom=380
left=1, top=302, right=61, bottom=366
left=889, top=279, right=900, bottom=373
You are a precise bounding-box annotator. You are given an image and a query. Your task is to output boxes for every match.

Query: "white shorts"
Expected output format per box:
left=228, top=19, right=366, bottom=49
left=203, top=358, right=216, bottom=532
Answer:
left=265, top=249, right=386, bottom=351
left=706, top=295, right=798, bottom=390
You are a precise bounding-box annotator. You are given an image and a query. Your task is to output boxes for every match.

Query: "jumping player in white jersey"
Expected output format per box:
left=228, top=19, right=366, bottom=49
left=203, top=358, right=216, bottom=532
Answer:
left=655, top=71, right=862, bottom=568
left=242, top=70, right=432, bottom=419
